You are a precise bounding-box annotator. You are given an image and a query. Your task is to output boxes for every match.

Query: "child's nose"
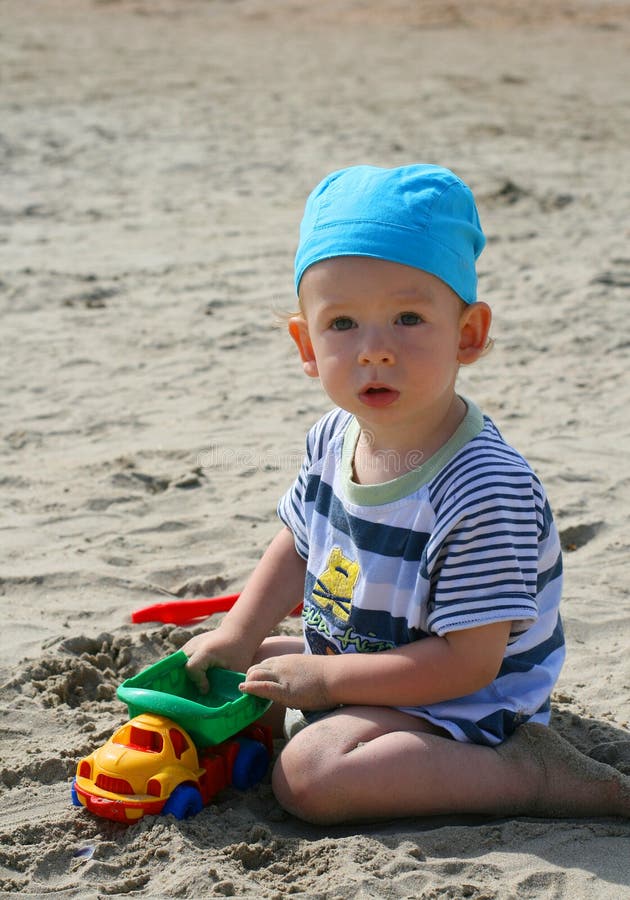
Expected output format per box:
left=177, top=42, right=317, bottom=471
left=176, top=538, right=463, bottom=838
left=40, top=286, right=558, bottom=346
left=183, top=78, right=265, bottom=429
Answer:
left=358, top=332, right=395, bottom=366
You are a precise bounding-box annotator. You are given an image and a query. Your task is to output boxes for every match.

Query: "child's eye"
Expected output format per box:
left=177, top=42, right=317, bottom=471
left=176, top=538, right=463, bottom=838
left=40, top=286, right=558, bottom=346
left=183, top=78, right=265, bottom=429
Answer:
left=330, top=317, right=355, bottom=331
left=397, top=312, right=423, bottom=326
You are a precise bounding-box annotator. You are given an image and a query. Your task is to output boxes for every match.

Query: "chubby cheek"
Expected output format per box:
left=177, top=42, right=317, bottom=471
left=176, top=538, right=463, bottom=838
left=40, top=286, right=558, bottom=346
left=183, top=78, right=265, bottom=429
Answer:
left=317, top=364, right=345, bottom=395
left=315, top=358, right=353, bottom=402
left=407, top=328, right=459, bottom=365
left=311, top=340, right=350, bottom=374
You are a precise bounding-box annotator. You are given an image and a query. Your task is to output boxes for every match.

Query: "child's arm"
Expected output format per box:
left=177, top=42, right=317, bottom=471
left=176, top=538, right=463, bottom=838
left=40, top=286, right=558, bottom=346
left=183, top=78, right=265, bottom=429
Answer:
left=182, top=526, right=306, bottom=692
left=240, top=620, right=512, bottom=709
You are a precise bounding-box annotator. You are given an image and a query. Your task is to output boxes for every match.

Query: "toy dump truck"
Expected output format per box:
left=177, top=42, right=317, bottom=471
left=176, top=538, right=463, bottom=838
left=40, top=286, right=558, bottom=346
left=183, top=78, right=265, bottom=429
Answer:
left=71, top=650, right=272, bottom=824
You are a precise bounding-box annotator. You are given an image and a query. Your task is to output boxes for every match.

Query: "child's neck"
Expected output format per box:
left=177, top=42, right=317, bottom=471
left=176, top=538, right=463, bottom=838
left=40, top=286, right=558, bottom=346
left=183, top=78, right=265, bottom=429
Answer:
left=352, top=396, right=467, bottom=486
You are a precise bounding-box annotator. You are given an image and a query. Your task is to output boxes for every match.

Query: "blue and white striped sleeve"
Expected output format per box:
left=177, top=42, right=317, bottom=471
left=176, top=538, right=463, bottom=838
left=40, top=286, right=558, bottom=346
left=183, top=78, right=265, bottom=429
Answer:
left=277, top=429, right=313, bottom=560
left=425, top=462, right=542, bottom=636
left=277, top=408, right=351, bottom=560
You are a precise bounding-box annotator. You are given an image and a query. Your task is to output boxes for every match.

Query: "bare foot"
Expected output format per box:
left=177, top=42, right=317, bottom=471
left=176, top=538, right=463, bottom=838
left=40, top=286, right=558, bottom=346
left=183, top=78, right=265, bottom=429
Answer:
left=498, top=724, right=630, bottom=818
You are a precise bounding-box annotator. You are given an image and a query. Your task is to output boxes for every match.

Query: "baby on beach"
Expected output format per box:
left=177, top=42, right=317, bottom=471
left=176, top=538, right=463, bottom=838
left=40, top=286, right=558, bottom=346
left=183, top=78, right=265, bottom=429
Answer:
left=184, top=164, right=629, bottom=824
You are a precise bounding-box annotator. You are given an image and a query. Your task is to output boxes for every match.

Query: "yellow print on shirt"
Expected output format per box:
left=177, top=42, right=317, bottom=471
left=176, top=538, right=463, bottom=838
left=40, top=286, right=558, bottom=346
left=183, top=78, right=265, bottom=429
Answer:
left=311, top=547, right=359, bottom=623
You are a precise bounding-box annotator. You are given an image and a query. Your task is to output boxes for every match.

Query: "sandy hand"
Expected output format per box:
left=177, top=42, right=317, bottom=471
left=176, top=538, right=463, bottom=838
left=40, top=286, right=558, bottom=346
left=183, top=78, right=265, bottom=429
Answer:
left=182, top=630, right=252, bottom=694
left=239, top=653, right=331, bottom=710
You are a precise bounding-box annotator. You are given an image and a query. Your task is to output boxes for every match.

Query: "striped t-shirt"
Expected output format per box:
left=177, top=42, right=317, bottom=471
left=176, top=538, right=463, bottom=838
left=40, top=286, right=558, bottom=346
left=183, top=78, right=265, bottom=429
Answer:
left=277, top=400, right=565, bottom=745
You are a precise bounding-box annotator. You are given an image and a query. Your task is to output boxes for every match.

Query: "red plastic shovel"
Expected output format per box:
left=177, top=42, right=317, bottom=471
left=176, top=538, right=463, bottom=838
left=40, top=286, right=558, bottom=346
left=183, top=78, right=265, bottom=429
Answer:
left=131, top=593, right=303, bottom=626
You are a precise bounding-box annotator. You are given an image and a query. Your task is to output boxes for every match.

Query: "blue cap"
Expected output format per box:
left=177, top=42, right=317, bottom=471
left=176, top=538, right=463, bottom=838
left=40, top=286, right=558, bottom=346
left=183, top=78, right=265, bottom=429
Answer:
left=294, top=164, right=485, bottom=304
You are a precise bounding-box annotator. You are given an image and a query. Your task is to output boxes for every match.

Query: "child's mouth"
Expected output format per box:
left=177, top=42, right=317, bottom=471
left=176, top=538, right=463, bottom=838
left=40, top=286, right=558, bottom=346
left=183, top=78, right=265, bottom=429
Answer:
left=359, top=386, right=400, bottom=408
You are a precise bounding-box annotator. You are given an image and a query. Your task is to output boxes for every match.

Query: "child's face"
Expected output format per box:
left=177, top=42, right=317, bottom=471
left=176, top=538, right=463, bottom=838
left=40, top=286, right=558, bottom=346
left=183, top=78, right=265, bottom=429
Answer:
left=290, top=257, right=490, bottom=443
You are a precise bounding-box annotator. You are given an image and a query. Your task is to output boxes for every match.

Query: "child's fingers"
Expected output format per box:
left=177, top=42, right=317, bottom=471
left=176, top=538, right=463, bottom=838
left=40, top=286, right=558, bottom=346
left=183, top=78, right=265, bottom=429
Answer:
left=183, top=656, right=210, bottom=694
left=240, top=674, right=285, bottom=704
left=244, top=664, right=280, bottom=684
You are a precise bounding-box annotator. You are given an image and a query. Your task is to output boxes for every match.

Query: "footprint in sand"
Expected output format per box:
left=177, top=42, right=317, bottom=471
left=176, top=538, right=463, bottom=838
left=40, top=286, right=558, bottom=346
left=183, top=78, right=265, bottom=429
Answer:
left=559, top=521, right=603, bottom=552
left=589, top=742, right=630, bottom=775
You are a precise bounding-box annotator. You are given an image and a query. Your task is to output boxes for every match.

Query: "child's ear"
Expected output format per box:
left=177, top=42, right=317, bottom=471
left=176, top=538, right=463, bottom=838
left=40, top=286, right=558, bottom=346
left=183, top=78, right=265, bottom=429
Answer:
left=288, top=316, right=319, bottom=378
left=458, top=301, right=492, bottom=365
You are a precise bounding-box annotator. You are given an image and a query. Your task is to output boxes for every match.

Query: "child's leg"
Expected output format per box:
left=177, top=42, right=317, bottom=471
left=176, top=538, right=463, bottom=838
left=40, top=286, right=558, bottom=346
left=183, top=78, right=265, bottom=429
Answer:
left=272, top=706, right=630, bottom=824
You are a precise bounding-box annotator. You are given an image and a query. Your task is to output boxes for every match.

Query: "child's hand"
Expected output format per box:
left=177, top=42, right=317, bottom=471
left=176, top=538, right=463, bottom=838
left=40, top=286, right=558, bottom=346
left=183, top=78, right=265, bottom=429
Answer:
left=240, top=654, right=331, bottom=710
left=182, top=630, right=252, bottom=694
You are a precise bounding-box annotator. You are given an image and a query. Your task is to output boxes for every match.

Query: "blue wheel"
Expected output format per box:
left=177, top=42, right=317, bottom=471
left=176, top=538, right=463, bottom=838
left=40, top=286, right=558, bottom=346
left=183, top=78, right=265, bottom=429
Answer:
left=231, top=739, right=270, bottom=790
left=161, top=784, right=203, bottom=819
left=70, top=778, right=81, bottom=807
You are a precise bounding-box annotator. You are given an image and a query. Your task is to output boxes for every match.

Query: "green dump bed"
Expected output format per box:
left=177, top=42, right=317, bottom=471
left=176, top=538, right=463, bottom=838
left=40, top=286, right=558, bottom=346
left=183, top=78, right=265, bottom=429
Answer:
left=116, top=650, right=271, bottom=747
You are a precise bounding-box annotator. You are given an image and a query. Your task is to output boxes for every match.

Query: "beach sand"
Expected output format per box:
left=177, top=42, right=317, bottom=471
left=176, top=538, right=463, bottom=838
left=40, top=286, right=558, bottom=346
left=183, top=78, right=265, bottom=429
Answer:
left=1, top=1, right=629, bottom=896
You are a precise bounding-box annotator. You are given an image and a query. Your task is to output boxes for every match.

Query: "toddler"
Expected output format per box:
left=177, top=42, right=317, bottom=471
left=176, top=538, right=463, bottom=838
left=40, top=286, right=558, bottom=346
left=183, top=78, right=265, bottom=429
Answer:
left=184, top=164, right=629, bottom=824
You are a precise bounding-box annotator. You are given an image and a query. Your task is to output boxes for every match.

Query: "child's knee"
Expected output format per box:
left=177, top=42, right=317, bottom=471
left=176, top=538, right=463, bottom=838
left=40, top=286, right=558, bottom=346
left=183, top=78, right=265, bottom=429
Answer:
left=271, top=734, right=337, bottom=824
